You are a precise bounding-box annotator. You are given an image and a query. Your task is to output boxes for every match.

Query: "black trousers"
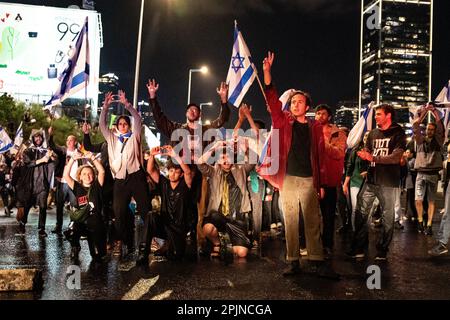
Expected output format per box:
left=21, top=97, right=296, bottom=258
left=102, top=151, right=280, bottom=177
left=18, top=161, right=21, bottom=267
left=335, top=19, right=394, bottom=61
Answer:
left=320, top=187, right=338, bottom=250
left=70, top=214, right=107, bottom=258
left=142, top=212, right=187, bottom=260
left=21, top=190, right=48, bottom=230
left=113, top=170, right=151, bottom=245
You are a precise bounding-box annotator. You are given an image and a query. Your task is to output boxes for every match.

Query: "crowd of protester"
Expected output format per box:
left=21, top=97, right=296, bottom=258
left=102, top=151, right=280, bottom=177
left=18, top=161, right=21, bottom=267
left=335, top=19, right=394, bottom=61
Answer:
left=1, top=51, right=450, bottom=280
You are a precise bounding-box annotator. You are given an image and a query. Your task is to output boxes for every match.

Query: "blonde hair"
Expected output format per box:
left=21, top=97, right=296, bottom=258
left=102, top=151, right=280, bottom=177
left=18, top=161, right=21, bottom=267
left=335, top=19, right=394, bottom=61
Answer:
left=76, top=164, right=96, bottom=182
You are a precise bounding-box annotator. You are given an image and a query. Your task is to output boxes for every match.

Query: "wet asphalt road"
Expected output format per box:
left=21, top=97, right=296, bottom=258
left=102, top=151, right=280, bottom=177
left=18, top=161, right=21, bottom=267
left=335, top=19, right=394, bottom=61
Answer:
left=1, top=198, right=450, bottom=301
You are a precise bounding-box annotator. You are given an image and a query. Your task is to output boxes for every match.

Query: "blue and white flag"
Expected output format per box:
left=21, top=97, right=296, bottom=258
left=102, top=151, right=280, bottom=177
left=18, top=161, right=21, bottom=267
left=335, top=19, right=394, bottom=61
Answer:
left=346, top=102, right=374, bottom=149
left=14, top=121, right=23, bottom=148
left=226, top=21, right=256, bottom=108
left=45, top=17, right=90, bottom=108
left=0, top=126, right=13, bottom=154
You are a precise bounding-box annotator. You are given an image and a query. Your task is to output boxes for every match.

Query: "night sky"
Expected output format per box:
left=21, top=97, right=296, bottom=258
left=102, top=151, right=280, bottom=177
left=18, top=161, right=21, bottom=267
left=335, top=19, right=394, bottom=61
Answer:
left=5, top=0, right=450, bottom=129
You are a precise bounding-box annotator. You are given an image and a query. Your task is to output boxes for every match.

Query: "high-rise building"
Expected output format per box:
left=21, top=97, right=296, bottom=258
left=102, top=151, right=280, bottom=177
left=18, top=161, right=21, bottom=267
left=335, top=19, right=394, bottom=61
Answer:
left=335, top=101, right=360, bottom=129
left=98, top=73, right=121, bottom=115
left=138, top=100, right=157, bottom=130
left=359, top=0, right=433, bottom=124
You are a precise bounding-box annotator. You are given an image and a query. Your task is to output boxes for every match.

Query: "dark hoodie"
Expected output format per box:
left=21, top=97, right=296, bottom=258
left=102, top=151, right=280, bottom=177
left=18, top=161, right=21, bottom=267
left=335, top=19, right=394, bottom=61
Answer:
left=366, top=123, right=406, bottom=188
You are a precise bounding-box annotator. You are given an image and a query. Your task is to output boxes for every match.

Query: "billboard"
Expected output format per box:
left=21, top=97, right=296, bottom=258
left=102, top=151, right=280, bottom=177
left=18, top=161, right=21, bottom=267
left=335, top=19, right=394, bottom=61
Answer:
left=0, top=2, right=102, bottom=112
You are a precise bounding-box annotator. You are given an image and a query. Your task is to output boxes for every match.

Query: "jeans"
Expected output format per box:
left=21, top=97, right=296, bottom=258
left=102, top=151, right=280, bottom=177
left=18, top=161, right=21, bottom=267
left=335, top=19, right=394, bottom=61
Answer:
left=437, top=186, right=450, bottom=245
left=280, top=175, right=323, bottom=261
left=248, top=178, right=265, bottom=240
left=352, top=182, right=396, bottom=253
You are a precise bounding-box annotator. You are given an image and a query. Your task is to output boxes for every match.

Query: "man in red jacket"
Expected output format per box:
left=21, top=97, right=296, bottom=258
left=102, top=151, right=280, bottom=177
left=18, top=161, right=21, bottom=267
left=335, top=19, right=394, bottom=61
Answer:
left=315, top=104, right=346, bottom=258
left=261, top=51, right=338, bottom=279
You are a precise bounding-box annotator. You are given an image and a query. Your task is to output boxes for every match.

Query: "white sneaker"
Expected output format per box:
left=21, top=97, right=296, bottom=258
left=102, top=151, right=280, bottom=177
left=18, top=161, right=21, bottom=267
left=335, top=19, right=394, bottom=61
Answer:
left=300, top=248, right=308, bottom=256
left=270, top=223, right=277, bottom=229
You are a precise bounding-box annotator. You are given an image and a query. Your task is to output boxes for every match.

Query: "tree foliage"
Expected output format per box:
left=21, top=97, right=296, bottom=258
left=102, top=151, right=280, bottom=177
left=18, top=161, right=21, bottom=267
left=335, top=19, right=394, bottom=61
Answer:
left=0, top=94, right=105, bottom=146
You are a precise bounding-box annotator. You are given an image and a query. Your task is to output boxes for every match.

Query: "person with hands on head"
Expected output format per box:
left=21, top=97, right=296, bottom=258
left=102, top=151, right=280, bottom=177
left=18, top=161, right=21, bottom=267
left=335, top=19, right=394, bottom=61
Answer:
left=63, top=151, right=107, bottom=263
left=99, top=90, right=151, bottom=258
left=411, top=103, right=444, bottom=235
left=146, top=78, right=231, bottom=254
left=197, top=139, right=255, bottom=260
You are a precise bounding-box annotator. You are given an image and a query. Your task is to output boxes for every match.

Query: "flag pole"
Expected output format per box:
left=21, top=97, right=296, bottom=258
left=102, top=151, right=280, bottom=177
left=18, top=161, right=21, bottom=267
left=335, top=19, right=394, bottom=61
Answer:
left=253, top=69, right=268, bottom=107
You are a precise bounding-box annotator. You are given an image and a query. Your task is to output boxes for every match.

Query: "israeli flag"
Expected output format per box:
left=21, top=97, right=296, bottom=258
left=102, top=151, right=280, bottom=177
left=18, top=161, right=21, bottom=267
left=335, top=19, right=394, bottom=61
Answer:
left=346, top=102, right=374, bottom=149
left=435, top=80, right=450, bottom=107
left=226, top=21, right=256, bottom=108
left=14, top=121, right=23, bottom=148
left=0, top=126, right=13, bottom=154
left=45, top=17, right=90, bottom=108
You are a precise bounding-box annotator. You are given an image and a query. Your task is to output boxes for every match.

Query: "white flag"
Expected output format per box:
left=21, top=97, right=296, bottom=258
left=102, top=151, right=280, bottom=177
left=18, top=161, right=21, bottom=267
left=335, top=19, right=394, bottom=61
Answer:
left=226, top=21, right=256, bottom=108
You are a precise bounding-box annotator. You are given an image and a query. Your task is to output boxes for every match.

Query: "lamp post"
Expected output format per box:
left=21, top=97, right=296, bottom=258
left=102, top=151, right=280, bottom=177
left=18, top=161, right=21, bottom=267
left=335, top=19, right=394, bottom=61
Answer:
left=199, top=102, right=213, bottom=124
left=133, top=0, right=145, bottom=108
left=187, top=66, right=208, bottom=105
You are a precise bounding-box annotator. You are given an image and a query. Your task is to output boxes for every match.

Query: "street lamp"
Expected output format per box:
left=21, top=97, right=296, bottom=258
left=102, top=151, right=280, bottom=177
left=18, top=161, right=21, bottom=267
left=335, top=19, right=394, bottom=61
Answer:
left=187, top=66, right=208, bottom=105
left=133, top=0, right=145, bottom=108
left=199, top=102, right=213, bottom=124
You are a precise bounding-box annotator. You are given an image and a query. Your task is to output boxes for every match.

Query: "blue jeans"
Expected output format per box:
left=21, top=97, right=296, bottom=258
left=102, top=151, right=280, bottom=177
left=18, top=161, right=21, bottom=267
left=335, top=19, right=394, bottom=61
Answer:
left=351, top=183, right=396, bottom=253
left=436, top=186, right=450, bottom=245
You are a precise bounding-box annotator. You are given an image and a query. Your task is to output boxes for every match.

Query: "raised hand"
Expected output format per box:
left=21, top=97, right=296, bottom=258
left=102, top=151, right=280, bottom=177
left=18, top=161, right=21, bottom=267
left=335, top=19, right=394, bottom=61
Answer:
left=242, top=103, right=252, bottom=117
left=82, top=122, right=90, bottom=134
left=238, top=104, right=247, bottom=120
left=146, top=79, right=159, bottom=99
left=48, top=126, right=54, bottom=136
left=103, top=92, right=113, bottom=109
left=216, top=82, right=228, bottom=104
left=263, top=51, right=274, bottom=85
left=262, top=51, right=274, bottom=72
left=72, top=151, right=83, bottom=160
left=118, top=90, right=128, bottom=106
left=150, top=146, right=160, bottom=156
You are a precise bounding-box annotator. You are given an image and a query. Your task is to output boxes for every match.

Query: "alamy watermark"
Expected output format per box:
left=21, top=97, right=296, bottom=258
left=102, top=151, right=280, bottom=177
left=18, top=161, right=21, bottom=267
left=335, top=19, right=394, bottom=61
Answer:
left=366, top=3, right=381, bottom=30
left=66, top=265, right=81, bottom=290
left=166, top=127, right=280, bottom=175
left=366, top=265, right=381, bottom=289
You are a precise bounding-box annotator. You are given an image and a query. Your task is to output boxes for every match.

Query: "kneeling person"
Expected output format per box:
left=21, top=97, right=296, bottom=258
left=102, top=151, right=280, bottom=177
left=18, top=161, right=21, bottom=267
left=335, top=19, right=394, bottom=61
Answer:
left=198, top=140, right=255, bottom=259
left=64, top=152, right=107, bottom=262
left=138, top=146, right=194, bottom=264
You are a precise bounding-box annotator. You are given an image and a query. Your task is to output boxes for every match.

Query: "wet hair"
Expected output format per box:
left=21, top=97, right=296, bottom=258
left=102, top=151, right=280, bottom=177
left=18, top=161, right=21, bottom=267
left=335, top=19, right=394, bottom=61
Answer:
left=288, top=90, right=312, bottom=108
left=76, top=165, right=96, bottom=182
left=166, top=159, right=182, bottom=171
left=253, top=119, right=266, bottom=130
left=315, top=104, right=332, bottom=119
left=375, top=104, right=395, bottom=119
left=186, top=103, right=200, bottom=112
left=116, top=115, right=131, bottom=127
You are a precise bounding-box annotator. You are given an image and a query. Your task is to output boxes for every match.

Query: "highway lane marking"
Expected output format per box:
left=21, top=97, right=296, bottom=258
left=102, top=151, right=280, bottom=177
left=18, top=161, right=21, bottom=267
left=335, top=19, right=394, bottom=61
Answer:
left=121, top=275, right=159, bottom=300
